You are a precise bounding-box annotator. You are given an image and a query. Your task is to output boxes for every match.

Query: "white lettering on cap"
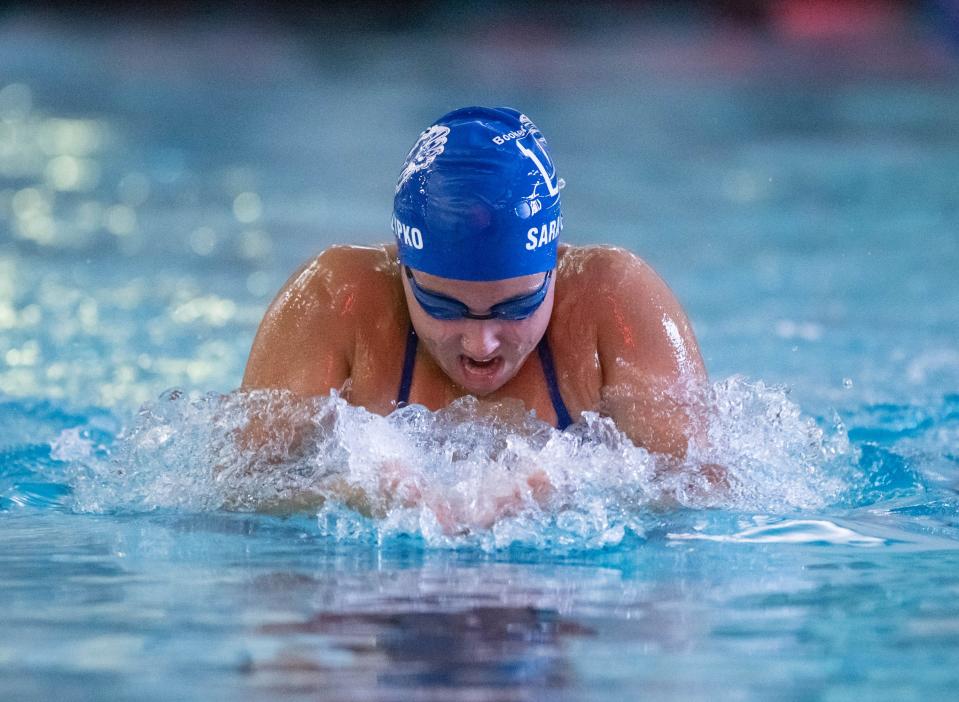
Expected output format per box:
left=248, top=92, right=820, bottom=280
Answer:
left=392, top=215, right=424, bottom=250
left=525, top=216, right=562, bottom=251
left=491, top=127, right=528, bottom=146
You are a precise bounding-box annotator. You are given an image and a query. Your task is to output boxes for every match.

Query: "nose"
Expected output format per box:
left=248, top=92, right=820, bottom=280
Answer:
left=460, top=321, right=501, bottom=359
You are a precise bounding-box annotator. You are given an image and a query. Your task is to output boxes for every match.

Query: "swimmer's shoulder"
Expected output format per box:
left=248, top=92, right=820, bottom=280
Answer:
left=296, top=244, right=397, bottom=289
left=556, top=244, right=660, bottom=299
left=269, top=244, right=402, bottom=321
left=556, top=244, right=694, bottom=351
left=558, top=243, right=704, bottom=377
left=243, top=245, right=402, bottom=392
left=254, top=245, right=401, bottom=353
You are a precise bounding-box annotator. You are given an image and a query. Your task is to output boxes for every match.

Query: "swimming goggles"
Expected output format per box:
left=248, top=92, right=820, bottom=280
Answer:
left=404, top=266, right=552, bottom=321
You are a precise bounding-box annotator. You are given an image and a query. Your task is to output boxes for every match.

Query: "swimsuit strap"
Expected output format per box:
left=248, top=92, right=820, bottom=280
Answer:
left=537, top=334, right=573, bottom=430
left=396, top=325, right=418, bottom=406
left=396, top=325, right=573, bottom=430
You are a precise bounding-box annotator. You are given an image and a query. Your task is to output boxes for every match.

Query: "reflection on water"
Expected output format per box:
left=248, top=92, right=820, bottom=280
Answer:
left=252, top=606, right=589, bottom=696
left=2, top=510, right=959, bottom=700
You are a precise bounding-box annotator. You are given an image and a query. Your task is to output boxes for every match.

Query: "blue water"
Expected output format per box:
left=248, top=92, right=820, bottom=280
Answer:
left=3, top=9, right=959, bottom=701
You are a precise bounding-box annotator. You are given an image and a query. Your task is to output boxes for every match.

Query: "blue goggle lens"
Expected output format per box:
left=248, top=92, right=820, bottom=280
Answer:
left=405, top=267, right=551, bottom=321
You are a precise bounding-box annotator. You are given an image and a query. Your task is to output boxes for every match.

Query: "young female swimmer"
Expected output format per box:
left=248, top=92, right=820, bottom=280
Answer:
left=240, top=107, right=720, bottom=530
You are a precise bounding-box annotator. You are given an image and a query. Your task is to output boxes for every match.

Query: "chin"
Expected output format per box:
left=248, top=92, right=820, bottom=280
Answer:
left=456, top=375, right=504, bottom=397
left=464, top=382, right=502, bottom=397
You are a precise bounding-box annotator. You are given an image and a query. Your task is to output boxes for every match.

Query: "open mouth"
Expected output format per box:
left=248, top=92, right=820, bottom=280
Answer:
left=460, top=355, right=503, bottom=380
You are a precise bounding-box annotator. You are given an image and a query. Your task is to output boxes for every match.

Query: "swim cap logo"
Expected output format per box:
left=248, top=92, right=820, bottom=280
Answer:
left=396, top=125, right=450, bottom=193
left=519, top=114, right=539, bottom=137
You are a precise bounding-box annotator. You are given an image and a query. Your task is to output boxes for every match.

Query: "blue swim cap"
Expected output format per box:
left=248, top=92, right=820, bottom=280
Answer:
left=392, top=106, right=563, bottom=281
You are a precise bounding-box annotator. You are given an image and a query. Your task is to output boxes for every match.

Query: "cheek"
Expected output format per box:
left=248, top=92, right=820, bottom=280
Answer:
left=522, top=295, right=555, bottom=345
left=504, top=313, right=551, bottom=356
left=406, top=303, right=459, bottom=352
left=404, top=289, right=440, bottom=339
left=501, top=322, right=535, bottom=347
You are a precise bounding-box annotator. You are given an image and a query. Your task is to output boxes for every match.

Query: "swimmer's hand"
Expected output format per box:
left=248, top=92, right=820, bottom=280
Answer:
left=427, top=469, right=554, bottom=536
left=647, top=457, right=730, bottom=509
left=369, top=460, right=554, bottom=536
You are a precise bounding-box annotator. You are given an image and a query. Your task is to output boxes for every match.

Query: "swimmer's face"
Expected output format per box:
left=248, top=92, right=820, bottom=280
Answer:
left=402, top=268, right=555, bottom=396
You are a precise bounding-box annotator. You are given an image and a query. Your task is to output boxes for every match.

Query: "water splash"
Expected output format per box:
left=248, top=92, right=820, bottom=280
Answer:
left=52, top=376, right=854, bottom=550
left=0, top=396, right=116, bottom=510
left=692, top=376, right=851, bottom=510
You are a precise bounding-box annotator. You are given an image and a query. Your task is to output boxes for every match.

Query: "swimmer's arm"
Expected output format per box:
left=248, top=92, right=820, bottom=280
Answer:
left=229, top=249, right=357, bottom=478
left=242, top=247, right=357, bottom=398
left=234, top=248, right=453, bottom=517
left=231, top=250, right=386, bottom=514
left=218, top=391, right=384, bottom=517
left=593, top=251, right=711, bottom=460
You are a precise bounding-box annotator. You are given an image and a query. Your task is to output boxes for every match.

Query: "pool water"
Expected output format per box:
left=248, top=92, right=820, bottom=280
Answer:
left=2, top=8, right=959, bottom=701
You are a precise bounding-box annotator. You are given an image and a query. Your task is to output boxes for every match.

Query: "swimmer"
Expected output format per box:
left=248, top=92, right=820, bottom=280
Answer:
left=241, top=106, right=718, bottom=523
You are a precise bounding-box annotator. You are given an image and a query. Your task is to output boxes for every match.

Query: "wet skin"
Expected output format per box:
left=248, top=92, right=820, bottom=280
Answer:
left=242, top=244, right=708, bottom=458
left=401, top=267, right=555, bottom=398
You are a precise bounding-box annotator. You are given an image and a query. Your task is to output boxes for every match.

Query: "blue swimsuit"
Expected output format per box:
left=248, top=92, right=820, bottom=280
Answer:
left=396, top=326, right=573, bottom=430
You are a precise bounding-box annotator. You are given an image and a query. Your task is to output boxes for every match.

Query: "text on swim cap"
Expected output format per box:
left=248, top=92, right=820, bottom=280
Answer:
left=392, top=215, right=423, bottom=249
left=526, top=216, right=563, bottom=251
left=491, top=128, right=529, bottom=145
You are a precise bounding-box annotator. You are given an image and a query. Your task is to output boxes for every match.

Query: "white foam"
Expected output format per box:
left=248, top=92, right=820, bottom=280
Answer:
left=64, top=377, right=852, bottom=550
